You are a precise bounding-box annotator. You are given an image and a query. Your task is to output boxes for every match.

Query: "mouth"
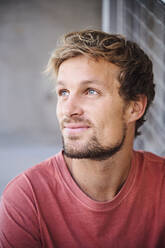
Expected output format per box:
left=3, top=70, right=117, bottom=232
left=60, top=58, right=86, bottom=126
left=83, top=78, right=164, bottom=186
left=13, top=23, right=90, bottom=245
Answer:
left=63, top=123, right=90, bottom=134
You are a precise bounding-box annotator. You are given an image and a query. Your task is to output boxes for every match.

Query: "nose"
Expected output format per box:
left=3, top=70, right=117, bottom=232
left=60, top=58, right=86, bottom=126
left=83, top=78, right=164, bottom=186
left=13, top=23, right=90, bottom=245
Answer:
left=61, top=94, right=84, bottom=117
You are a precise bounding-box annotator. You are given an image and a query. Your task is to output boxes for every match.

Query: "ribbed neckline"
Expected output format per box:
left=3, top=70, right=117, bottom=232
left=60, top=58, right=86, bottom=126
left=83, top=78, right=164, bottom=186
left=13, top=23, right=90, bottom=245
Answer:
left=54, top=151, right=138, bottom=212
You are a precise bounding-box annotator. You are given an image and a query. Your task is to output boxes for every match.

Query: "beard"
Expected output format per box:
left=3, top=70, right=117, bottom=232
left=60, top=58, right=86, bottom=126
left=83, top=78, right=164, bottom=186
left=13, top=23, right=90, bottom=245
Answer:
left=62, top=125, right=127, bottom=161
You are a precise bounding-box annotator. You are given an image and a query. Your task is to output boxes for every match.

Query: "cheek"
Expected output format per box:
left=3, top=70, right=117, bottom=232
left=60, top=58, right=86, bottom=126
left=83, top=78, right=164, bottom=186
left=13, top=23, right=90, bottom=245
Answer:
left=98, top=108, right=125, bottom=134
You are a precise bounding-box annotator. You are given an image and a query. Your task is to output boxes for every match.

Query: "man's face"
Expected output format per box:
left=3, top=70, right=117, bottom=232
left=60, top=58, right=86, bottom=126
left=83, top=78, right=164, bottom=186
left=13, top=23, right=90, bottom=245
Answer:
left=56, top=56, right=129, bottom=160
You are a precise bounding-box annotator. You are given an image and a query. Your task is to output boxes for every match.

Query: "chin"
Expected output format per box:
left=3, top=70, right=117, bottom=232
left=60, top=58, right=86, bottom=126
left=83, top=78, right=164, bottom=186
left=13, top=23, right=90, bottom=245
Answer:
left=62, top=132, right=126, bottom=161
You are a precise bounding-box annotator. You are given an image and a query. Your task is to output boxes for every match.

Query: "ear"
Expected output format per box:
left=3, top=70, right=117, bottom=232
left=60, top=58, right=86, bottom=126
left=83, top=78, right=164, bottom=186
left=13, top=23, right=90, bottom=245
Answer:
left=125, top=95, right=147, bottom=123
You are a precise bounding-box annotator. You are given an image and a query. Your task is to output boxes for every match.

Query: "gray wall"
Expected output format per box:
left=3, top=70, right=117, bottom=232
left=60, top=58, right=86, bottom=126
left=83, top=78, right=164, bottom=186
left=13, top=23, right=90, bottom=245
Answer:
left=122, top=0, right=165, bottom=155
left=0, top=0, right=101, bottom=194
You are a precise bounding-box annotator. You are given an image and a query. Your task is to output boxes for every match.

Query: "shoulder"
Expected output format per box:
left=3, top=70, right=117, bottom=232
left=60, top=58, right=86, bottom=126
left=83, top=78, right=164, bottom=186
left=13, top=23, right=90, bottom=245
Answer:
left=134, top=150, right=165, bottom=166
left=2, top=151, right=64, bottom=201
left=0, top=151, right=65, bottom=235
left=134, top=150, right=165, bottom=180
left=0, top=153, right=66, bottom=247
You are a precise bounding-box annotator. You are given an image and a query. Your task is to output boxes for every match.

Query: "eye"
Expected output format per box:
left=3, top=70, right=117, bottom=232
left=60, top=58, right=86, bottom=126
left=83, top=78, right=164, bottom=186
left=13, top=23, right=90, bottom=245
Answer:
left=58, top=89, right=69, bottom=97
left=86, top=88, right=99, bottom=95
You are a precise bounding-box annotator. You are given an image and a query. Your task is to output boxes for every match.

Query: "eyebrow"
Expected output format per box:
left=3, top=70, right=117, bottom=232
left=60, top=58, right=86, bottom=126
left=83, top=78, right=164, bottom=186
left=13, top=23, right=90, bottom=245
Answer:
left=56, top=80, right=101, bottom=86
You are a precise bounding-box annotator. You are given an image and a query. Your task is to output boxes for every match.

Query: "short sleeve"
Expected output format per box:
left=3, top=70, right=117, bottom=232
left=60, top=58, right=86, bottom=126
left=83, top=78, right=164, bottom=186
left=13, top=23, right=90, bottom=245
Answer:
left=0, top=174, right=42, bottom=248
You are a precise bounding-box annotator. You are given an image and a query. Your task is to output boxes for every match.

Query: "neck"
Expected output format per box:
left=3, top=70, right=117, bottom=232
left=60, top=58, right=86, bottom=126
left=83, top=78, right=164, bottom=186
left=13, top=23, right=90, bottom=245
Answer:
left=64, top=147, right=133, bottom=202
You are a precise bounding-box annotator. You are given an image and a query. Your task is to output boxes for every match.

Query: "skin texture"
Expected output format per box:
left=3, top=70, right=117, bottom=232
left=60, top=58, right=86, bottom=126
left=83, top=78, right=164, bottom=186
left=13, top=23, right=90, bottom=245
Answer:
left=56, top=55, right=147, bottom=201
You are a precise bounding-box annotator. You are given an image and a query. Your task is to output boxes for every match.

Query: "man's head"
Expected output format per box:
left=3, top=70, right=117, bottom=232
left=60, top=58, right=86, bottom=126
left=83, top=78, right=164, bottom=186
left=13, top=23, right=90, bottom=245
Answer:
left=47, top=29, right=155, bottom=137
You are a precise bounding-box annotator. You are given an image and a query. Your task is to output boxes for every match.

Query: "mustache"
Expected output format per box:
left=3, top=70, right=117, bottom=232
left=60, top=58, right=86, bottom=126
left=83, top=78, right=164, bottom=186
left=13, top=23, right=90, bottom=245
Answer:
left=61, top=116, right=92, bottom=127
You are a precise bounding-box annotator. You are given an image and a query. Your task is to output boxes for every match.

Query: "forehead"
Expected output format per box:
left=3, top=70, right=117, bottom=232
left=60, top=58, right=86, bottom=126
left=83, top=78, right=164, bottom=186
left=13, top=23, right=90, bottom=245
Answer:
left=57, top=55, right=121, bottom=89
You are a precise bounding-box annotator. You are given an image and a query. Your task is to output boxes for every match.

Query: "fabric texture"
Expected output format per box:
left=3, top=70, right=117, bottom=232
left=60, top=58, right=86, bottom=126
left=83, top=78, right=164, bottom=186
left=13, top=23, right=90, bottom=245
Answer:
left=0, top=150, right=165, bottom=248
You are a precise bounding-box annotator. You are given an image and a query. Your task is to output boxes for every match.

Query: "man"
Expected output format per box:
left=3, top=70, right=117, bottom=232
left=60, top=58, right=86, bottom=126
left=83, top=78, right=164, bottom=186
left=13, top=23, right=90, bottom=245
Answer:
left=0, top=29, right=165, bottom=248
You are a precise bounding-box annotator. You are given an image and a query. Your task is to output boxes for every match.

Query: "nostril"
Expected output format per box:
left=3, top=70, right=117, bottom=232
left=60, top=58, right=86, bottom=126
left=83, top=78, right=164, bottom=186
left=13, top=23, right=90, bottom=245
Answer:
left=64, top=103, right=83, bottom=117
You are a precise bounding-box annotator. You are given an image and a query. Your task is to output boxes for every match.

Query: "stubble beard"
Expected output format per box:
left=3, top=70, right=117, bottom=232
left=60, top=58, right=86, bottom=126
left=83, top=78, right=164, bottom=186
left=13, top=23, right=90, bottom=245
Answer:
left=62, top=125, right=127, bottom=161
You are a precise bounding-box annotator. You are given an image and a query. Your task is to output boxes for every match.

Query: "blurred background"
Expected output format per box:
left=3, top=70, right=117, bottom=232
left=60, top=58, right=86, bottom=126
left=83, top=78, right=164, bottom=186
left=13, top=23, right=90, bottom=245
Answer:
left=0, top=0, right=165, bottom=195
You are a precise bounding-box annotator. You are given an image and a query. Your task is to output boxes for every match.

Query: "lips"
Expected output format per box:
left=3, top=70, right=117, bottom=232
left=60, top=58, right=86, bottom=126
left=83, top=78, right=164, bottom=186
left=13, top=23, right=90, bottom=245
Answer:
left=63, top=123, right=90, bottom=134
left=64, top=123, right=89, bottom=129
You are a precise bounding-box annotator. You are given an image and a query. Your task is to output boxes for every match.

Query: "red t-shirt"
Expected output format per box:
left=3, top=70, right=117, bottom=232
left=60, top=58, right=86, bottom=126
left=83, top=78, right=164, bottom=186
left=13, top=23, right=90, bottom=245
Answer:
left=0, top=150, right=165, bottom=248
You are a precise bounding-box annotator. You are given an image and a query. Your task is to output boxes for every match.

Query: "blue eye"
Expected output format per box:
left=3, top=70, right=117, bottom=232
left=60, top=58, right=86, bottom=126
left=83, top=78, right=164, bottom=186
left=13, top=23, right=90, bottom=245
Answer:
left=58, top=89, right=69, bottom=97
left=87, top=88, right=98, bottom=95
